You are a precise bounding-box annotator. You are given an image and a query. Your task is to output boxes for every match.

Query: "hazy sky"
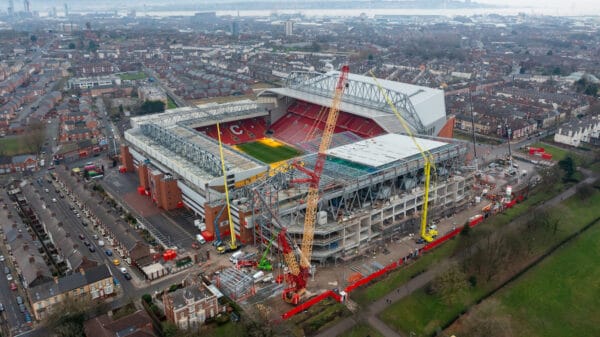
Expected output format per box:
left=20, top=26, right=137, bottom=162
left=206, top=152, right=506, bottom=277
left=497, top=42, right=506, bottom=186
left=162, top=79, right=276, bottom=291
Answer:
left=477, top=0, right=599, bottom=10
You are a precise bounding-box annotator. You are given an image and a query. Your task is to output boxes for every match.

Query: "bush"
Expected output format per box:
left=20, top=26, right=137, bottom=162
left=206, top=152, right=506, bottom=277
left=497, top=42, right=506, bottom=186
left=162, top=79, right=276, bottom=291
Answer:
left=142, top=294, right=152, bottom=304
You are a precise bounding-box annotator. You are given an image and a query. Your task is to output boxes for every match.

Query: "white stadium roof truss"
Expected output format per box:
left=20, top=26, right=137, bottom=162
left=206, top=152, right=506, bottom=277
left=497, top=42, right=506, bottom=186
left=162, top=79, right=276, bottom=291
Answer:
left=285, top=71, right=427, bottom=133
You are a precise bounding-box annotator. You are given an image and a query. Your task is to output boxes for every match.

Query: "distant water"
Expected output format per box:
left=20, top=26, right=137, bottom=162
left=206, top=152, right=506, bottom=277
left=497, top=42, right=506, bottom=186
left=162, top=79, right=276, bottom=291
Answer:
left=61, top=7, right=598, bottom=18
left=136, top=7, right=594, bottom=17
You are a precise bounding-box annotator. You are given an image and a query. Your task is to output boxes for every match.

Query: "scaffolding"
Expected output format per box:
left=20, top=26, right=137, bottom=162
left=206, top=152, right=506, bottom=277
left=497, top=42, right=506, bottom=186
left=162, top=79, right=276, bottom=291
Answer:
left=215, top=268, right=256, bottom=301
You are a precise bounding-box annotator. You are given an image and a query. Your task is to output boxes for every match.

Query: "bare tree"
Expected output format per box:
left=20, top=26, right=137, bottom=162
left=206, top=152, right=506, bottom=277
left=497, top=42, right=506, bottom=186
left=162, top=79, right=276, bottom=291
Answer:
left=22, top=120, right=46, bottom=154
left=432, top=263, right=469, bottom=305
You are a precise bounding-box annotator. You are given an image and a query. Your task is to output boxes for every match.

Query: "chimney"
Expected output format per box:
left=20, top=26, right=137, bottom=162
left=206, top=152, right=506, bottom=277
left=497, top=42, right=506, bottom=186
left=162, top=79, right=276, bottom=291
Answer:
left=79, top=267, right=85, bottom=276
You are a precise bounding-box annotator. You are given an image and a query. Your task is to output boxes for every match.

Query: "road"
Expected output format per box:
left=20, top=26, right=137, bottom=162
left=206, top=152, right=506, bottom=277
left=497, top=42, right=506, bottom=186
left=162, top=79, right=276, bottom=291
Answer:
left=142, top=66, right=189, bottom=107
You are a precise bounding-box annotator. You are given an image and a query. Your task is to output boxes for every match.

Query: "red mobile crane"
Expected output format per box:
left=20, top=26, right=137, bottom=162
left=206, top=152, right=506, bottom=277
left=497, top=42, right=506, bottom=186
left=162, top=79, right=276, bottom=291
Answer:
left=278, top=65, right=350, bottom=305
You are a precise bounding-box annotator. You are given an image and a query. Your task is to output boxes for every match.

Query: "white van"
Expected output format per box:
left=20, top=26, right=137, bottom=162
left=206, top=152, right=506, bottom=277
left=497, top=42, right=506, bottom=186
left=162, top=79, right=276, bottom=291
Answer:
left=229, top=251, right=243, bottom=264
left=252, top=271, right=265, bottom=283
left=195, top=234, right=206, bottom=244
left=98, top=240, right=105, bottom=247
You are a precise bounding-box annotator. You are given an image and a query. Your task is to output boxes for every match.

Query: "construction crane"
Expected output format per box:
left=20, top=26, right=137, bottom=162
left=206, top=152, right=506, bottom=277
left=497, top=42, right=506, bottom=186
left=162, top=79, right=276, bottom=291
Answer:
left=279, top=65, right=350, bottom=304
left=215, top=122, right=239, bottom=253
left=370, top=72, right=438, bottom=242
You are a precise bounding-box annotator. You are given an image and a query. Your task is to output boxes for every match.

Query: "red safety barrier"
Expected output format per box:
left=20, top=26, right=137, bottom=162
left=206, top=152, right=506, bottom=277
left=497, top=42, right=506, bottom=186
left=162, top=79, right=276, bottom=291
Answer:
left=282, top=290, right=337, bottom=319
left=423, top=226, right=462, bottom=252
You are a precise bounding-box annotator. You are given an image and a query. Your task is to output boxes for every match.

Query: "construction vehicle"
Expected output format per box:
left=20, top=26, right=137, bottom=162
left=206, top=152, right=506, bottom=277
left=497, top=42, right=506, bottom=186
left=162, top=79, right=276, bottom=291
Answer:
left=279, top=65, right=350, bottom=305
left=370, top=72, right=438, bottom=242
left=215, top=122, right=239, bottom=253
left=212, top=205, right=225, bottom=248
left=257, top=230, right=278, bottom=271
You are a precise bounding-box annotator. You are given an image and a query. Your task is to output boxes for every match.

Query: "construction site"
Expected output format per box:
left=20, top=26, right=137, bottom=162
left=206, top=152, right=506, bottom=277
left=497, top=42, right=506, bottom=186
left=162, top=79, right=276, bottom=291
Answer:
left=119, top=66, right=515, bottom=318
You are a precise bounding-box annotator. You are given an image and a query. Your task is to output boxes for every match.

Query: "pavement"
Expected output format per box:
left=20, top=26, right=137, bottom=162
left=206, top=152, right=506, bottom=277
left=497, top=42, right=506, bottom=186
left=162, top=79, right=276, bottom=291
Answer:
left=317, top=169, right=597, bottom=337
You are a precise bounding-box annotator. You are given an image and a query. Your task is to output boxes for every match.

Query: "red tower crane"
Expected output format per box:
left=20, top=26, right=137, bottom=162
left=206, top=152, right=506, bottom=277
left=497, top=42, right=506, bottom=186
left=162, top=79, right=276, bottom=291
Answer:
left=279, top=65, right=350, bottom=304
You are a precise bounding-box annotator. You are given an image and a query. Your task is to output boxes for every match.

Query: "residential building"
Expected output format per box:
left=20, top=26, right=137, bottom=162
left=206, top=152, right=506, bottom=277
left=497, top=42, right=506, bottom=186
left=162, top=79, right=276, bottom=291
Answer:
left=84, top=309, right=158, bottom=337
left=28, top=264, right=114, bottom=320
left=554, top=114, right=600, bottom=147
left=163, top=284, right=220, bottom=330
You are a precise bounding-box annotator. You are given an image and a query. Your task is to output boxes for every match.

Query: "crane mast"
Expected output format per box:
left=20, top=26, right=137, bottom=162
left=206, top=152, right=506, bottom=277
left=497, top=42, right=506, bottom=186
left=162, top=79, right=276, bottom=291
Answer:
left=216, top=122, right=238, bottom=250
left=280, top=65, right=349, bottom=304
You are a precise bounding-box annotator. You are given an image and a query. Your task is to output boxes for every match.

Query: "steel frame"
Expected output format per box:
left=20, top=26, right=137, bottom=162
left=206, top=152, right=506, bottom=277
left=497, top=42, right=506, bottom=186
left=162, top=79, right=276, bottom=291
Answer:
left=285, top=71, right=426, bottom=133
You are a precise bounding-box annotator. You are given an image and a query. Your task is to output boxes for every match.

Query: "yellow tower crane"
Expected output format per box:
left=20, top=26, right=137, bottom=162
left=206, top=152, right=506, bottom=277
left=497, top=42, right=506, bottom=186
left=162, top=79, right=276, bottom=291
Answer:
left=370, top=72, right=438, bottom=242
left=216, top=122, right=238, bottom=252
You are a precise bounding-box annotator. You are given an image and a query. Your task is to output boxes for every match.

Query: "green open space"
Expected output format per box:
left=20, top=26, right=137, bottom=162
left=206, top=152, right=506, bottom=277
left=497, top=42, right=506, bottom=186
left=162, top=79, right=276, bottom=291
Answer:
left=289, top=298, right=351, bottom=337
left=339, top=323, right=384, bottom=337
left=0, top=136, right=31, bottom=156
left=351, top=240, right=457, bottom=306
left=118, top=71, right=147, bottom=81
left=496, top=218, right=600, bottom=337
left=236, top=140, right=301, bottom=164
left=166, top=95, right=177, bottom=109
left=379, top=190, right=600, bottom=337
left=528, top=142, right=585, bottom=164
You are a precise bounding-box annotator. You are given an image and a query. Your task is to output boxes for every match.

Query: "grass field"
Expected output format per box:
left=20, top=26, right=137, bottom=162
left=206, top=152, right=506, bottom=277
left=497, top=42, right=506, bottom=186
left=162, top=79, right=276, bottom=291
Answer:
left=0, top=136, right=30, bottom=156
left=166, top=95, right=177, bottom=109
left=496, top=218, right=600, bottom=337
left=380, top=191, right=600, bottom=336
left=236, top=138, right=301, bottom=163
left=118, top=71, right=147, bottom=81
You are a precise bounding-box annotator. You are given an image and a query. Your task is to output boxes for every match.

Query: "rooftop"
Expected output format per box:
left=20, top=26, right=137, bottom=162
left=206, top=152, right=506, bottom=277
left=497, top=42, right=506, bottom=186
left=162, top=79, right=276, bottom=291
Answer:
left=327, top=133, right=448, bottom=168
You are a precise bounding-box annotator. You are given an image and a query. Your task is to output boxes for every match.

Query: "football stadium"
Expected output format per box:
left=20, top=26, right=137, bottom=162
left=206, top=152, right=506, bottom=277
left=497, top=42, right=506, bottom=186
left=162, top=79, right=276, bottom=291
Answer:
left=121, top=70, right=470, bottom=263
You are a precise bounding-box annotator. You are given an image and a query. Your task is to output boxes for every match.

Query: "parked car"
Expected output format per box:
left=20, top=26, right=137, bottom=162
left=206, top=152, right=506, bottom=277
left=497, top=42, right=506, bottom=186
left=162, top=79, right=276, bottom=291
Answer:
left=89, top=246, right=96, bottom=253
left=0, top=303, right=4, bottom=312
left=79, top=234, right=85, bottom=240
left=9, top=282, right=17, bottom=291
left=119, top=267, right=127, bottom=274
left=19, top=303, right=25, bottom=313
left=123, top=273, right=132, bottom=281
left=93, top=234, right=99, bottom=240
left=16, top=296, right=23, bottom=305
left=3, top=267, right=9, bottom=274
left=0, top=255, right=5, bottom=262
left=105, top=249, right=113, bottom=256
left=83, top=241, right=90, bottom=247
left=6, top=274, right=12, bottom=281
left=113, top=259, right=120, bottom=266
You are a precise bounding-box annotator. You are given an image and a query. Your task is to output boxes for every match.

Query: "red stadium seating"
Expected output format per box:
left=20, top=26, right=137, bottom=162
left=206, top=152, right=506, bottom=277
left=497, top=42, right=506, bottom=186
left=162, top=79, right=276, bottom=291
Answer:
left=195, top=117, right=268, bottom=145
left=270, top=101, right=385, bottom=144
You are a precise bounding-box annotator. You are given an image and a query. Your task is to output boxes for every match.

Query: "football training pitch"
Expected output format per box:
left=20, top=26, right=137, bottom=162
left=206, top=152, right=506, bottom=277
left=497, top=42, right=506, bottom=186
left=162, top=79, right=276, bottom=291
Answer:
left=235, top=138, right=301, bottom=163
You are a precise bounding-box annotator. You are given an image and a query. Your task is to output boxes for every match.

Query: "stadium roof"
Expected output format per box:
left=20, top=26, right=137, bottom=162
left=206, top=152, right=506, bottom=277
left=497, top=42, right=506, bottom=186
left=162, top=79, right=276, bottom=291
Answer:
left=260, top=71, right=446, bottom=135
left=327, top=133, right=448, bottom=168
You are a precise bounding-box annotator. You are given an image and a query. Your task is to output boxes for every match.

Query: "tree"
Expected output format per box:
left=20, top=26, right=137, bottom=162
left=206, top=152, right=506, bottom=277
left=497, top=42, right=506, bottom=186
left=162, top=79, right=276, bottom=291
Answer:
left=30, top=34, right=37, bottom=42
left=138, top=100, right=165, bottom=115
left=142, top=293, right=152, bottom=304
left=22, top=120, right=46, bottom=154
left=558, top=156, right=575, bottom=181
left=88, top=40, right=98, bottom=52
left=162, top=322, right=180, bottom=337
left=68, top=42, right=76, bottom=49
left=575, top=183, right=595, bottom=201
left=432, top=263, right=469, bottom=305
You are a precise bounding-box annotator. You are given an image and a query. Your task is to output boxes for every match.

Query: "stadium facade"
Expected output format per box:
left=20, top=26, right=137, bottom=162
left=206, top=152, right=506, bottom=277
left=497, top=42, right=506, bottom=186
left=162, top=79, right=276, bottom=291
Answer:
left=120, top=71, right=471, bottom=263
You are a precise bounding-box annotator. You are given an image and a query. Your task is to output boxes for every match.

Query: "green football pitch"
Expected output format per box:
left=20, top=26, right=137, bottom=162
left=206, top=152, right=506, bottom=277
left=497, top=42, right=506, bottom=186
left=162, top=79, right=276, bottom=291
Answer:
left=235, top=139, right=301, bottom=163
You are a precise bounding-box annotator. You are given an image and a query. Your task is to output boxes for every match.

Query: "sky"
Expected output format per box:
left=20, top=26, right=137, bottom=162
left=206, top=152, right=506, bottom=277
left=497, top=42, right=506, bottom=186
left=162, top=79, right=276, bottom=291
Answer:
left=477, top=0, right=599, bottom=10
